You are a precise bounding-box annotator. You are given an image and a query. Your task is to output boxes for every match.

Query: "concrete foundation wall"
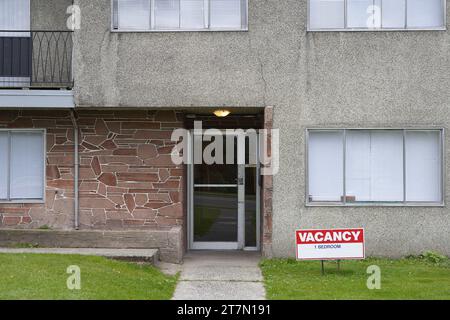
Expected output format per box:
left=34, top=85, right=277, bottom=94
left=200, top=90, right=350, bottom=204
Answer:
left=0, top=227, right=183, bottom=263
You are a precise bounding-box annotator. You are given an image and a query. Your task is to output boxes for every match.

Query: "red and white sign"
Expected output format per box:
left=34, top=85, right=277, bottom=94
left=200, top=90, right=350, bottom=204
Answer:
left=296, top=228, right=365, bottom=260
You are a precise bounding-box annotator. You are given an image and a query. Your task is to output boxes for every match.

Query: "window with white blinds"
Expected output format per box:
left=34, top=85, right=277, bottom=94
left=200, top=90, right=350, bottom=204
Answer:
left=308, top=0, right=446, bottom=30
left=117, top=0, right=151, bottom=30
left=0, top=130, right=45, bottom=202
left=308, top=130, right=344, bottom=202
left=307, top=129, right=443, bottom=205
left=0, top=0, right=30, bottom=37
left=112, top=0, right=248, bottom=31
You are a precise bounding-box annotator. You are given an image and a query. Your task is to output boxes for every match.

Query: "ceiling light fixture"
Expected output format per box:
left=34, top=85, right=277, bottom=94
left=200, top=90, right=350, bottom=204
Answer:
left=213, top=109, right=231, bottom=117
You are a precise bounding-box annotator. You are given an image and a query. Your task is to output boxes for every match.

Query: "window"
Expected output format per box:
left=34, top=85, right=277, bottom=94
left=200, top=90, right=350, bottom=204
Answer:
left=0, top=0, right=31, bottom=87
left=112, top=0, right=248, bottom=31
left=0, top=130, right=45, bottom=202
left=0, top=0, right=30, bottom=36
left=308, top=0, right=446, bottom=31
left=307, top=129, right=443, bottom=205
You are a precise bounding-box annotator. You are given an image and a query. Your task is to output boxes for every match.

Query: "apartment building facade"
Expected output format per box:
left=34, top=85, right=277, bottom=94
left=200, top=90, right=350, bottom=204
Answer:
left=0, top=0, right=449, bottom=262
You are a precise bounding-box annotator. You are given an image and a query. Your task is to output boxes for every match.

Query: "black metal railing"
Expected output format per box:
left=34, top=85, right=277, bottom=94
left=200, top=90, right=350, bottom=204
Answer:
left=0, top=30, right=73, bottom=89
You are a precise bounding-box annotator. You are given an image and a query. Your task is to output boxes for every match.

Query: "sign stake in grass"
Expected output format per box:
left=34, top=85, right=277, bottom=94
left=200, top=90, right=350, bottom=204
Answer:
left=320, top=259, right=342, bottom=275
left=260, top=256, right=450, bottom=300
left=297, top=228, right=364, bottom=276
left=296, top=228, right=365, bottom=260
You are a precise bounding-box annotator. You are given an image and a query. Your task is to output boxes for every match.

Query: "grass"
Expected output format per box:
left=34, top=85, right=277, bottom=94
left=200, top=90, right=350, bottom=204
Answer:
left=260, top=257, right=450, bottom=300
left=194, top=206, right=220, bottom=236
left=0, top=253, right=178, bottom=300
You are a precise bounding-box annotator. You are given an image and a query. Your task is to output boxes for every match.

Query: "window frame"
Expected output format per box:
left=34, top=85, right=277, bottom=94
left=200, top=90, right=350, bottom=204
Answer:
left=305, top=128, right=445, bottom=207
left=111, top=0, right=249, bottom=32
left=0, top=0, right=31, bottom=37
left=307, top=0, right=447, bottom=32
left=0, top=129, right=46, bottom=204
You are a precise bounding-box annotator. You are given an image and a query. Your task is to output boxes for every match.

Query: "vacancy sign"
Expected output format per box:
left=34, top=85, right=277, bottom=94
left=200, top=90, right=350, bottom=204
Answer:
left=296, top=228, right=365, bottom=260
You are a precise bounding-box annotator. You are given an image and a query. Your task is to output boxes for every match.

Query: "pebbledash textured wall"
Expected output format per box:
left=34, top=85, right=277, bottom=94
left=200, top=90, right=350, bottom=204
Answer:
left=0, top=109, right=185, bottom=231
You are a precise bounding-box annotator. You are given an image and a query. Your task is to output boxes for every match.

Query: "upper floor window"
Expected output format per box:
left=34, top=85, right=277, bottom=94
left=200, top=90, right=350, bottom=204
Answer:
left=307, top=129, right=443, bottom=206
left=0, top=130, right=45, bottom=203
left=308, top=0, right=446, bottom=31
left=0, top=0, right=30, bottom=37
left=112, top=0, right=248, bottom=31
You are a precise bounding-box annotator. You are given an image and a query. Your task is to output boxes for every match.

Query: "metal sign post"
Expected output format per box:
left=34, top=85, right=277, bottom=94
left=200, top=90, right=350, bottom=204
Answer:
left=320, top=259, right=342, bottom=275
left=296, top=228, right=365, bottom=276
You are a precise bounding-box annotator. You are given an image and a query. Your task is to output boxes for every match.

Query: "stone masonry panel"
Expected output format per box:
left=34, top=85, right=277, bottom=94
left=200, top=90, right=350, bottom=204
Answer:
left=0, top=109, right=185, bottom=231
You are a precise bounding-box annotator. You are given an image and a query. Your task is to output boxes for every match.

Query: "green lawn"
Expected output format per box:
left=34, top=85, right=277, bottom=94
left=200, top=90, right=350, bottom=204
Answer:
left=0, top=253, right=178, bottom=300
left=194, top=206, right=220, bottom=236
left=260, top=257, right=450, bottom=300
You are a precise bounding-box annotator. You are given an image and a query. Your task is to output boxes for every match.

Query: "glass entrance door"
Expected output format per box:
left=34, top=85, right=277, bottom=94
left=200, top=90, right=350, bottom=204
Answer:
left=190, top=131, right=259, bottom=250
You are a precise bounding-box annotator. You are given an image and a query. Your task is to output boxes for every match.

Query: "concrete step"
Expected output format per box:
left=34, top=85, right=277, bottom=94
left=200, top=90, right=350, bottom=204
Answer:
left=0, top=248, right=160, bottom=265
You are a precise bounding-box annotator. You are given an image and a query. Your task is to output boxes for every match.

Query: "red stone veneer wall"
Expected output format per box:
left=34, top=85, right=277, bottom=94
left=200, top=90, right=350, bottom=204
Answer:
left=0, top=109, right=185, bottom=231
left=262, top=106, right=274, bottom=258
left=0, top=110, right=75, bottom=228
left=76, top=109, right=184, bottom=230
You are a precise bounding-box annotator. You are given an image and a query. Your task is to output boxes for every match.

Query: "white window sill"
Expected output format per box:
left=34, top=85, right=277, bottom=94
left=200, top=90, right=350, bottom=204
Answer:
left=0, top=200, right=45, bottom=204
left=307, top=27, right=447, bottom=32
left=306, top=202, right=445, bottom=207
left=111, top=28, right=248, bottom=33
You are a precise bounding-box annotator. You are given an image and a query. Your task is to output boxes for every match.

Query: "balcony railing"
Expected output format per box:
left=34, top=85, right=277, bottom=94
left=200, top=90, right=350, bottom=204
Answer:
left=0, top=30, right=73, bottom=89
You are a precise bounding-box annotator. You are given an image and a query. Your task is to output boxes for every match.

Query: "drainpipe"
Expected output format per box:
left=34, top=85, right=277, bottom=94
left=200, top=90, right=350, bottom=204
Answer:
left=69, top=109, right=79, bottom=230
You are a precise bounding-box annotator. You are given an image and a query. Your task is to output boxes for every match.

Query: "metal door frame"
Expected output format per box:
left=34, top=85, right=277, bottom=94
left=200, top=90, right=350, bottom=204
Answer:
left=187, top=129, right=260, bottom=251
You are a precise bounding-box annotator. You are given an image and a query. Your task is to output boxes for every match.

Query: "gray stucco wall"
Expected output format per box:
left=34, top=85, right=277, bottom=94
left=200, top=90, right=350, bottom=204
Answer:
left=72, top=0, right=450, bottom=257
left=31, top=0, right=73, bottom=30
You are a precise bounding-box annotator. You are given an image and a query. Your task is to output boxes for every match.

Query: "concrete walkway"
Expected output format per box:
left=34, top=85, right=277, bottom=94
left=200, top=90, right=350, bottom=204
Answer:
left=172, top=251, right=266, bottom=300
left=0, top=248, right=159, bottom=264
